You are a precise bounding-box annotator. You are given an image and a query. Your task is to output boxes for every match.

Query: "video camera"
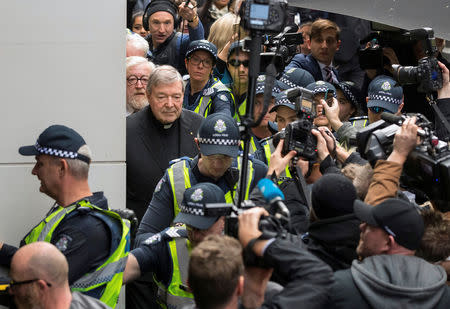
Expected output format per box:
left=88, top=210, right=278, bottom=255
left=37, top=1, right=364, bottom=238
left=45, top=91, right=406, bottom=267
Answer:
left=272, top=87, right=318, bottom=160
left=261, top=26, right=303, bottom=70
left=356, top=112, right=450, bottom=212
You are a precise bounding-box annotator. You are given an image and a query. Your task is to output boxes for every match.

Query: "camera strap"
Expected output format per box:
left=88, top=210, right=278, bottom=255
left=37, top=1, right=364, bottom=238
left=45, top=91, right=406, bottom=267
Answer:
left=429, top=96, right=450, bottom=139
left=292, top=166, right=312, bottom=211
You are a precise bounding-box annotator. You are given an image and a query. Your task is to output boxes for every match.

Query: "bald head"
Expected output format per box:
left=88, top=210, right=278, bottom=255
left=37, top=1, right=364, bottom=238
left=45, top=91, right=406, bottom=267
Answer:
left=11, top=242, right=68, bottom=286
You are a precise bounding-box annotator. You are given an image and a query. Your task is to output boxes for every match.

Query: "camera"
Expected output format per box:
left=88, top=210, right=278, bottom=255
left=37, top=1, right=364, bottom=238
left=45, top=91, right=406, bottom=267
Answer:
left=261, top=27, right=303, bottom=70
left=391, top=28, right=442, bottom=93
left=356, top=113, right=450, bottom=212
left=240, top=0, right=288, bottom=33
left=273, top=87, right=318, bottom=160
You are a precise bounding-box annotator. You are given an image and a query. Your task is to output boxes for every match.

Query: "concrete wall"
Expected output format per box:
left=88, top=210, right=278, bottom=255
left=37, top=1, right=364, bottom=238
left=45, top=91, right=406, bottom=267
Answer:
left=0, top=0, right=126, bottom=307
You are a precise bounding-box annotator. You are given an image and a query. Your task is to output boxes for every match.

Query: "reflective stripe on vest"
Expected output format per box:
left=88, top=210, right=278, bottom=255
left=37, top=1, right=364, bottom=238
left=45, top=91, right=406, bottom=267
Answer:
left=262, top=139, right=291, bottom=180
left=240, top=136, right=258, bottom=155
left=24, top=200, right=130, bottom=308
left=168, top=157, right=255, bottom=215
left=234, top=98, right=247, bottom=122
left=154, top=232, right=193, bottom=308
left=194, top=79, right=231, bottom=117
left=168, top=160, right=192, bottom=217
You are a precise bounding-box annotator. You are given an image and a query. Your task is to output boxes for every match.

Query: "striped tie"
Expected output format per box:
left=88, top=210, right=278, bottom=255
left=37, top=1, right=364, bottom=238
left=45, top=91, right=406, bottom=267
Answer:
left=324, top=66, right=333, bottom=83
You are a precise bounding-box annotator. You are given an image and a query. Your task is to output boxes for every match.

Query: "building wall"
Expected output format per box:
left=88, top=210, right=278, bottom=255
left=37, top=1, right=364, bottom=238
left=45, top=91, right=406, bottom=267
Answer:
left=0, top=1, right=126, bottom=307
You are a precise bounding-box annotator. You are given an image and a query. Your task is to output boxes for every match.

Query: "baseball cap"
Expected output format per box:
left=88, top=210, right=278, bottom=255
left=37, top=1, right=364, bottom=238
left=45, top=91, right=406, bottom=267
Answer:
left=277, top=68, right=315, bottom=90
left=255, top=75, right=281, bottom=96
left=227, top=39, right=249, bottom=59
left=305, top=81, right=337, bottom=97
left=186, top=40, right=218, bottom=61
left=367, top=75, right=403, bottom=114
left=173, top=183, right=228, bottom=230
left=353, top=198, right=425, bottom=250
left=197, top=113, right=240, bottom=157
left=334, top=81, right=364, bottom=111
left=270, top=91, right=296, bottom=112
left=18, top=125, right=91, bottom=164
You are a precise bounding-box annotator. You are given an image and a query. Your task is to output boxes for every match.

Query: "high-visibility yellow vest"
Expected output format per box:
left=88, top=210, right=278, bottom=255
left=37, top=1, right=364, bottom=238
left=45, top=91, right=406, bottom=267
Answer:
left=193, top=78, right=233, bottom=117
left=153, top=227, right=193, bottom=309
left=24, top=200, right=130, bottom=308
left=167, top=157, right=255, bottom=217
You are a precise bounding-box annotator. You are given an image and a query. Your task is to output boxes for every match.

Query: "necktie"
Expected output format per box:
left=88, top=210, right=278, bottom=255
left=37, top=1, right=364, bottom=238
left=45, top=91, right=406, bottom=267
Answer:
left=324, top=66, right=333, bottom=83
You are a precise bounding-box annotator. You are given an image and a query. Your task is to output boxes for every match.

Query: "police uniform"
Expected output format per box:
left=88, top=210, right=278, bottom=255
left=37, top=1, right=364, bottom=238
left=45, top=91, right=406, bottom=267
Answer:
left=183, top=40, right=233, bottom=117
left=184, top=76, right=233, bottom=117
left=137, top=114, right=267, bottom=235
left=132, top=183, right=231, bottom=309
left=3, top=125, right=131, bottom=308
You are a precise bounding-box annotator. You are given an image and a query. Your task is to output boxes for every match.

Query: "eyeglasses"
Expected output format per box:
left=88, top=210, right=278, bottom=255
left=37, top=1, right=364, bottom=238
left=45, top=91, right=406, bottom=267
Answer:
left=228, top=59, right=250, bottom=68
left=9, top=279, right=52, bottom=289
left=369, top=106, right=388, bottom=114
left=188, top=56, right=214, bottom=68
left=127, top=75, right=149, bottom=86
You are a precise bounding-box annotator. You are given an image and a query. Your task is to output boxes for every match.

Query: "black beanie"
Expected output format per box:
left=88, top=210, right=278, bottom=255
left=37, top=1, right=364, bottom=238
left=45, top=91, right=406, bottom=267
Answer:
left=311, top=174, right=357, bottom=219
left=146, top=0, right=177, bottom=21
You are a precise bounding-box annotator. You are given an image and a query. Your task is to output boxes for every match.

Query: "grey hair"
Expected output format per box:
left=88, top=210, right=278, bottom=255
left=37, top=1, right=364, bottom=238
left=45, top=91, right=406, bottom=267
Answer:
left=65, top=144, right=91, bottom=180
left=146, top=65, right=185, bottom=94
left=126, top=56, right=156, bottom=74
left=126, top=33, right=149, bottom=56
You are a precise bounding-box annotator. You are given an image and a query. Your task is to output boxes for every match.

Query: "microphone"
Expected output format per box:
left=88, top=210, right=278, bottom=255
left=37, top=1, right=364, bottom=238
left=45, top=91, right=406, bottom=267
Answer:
left=257, top=178, right=290, bottom=218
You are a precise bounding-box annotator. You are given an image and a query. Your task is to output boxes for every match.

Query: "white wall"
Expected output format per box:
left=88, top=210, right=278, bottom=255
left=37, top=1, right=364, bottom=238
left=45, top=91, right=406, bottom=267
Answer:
left=0, top=0, right=126, bottom=307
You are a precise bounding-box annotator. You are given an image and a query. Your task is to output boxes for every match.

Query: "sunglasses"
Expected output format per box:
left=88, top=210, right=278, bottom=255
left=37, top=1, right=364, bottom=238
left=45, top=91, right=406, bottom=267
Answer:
left=228, top=59, right=250, bottom=68
left=369, top=106, right=388, bottom=114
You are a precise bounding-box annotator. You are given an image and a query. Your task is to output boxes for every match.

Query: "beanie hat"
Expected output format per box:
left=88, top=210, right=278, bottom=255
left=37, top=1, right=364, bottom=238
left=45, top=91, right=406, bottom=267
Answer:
left=311, top=174, right=357, bottom=219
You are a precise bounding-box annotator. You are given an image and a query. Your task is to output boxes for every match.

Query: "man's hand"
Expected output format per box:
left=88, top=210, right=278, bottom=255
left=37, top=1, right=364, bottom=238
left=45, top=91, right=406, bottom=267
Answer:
left=266, top=139, right=296, bottom=178
left=437, top=61, right=450, bottom=99
left=217, top=34, right=238, bottom=61
left=238, top=207, right=269, bottom=256
left=388, top=116, right=419, bottom=164
left=179, top=1, right=198, bottom=27
left=320, top=98, right=343, bottom=131
left=383, top=47, right=400, bottom=74
left=311, top=128, right=330, bottom=162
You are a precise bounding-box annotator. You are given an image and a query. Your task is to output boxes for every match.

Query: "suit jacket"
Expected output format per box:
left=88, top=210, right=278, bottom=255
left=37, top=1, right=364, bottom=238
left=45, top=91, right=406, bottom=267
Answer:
left=126, top=106, right=203, bottom=221
left=286, top=54, right=339, bottom=82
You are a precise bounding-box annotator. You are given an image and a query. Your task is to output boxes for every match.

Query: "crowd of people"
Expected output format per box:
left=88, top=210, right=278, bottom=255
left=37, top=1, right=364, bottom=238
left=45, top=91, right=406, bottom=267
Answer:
left=1, top=0, right=450, bottom=308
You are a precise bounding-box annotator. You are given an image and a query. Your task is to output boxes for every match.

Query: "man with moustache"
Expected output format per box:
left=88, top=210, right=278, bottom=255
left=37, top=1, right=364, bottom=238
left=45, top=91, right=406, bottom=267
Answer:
left=126, top=56, right=155, bottom=116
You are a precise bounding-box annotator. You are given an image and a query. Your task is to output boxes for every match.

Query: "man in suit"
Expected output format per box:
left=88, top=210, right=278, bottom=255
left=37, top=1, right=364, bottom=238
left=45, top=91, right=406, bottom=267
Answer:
left=287, top=18, right=341, bottom=83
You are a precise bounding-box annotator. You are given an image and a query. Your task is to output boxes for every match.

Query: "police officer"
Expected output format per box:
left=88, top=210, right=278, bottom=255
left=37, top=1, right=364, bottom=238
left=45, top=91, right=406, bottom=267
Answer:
left=137, top=113, right=267, bottom=235
left=183, top=40, right=233, bottom=117
left=242, top=75, right=280, bottom=155
left=0, top=125, right=129, bottom=308
left=124, top=182, right=231, bottom=308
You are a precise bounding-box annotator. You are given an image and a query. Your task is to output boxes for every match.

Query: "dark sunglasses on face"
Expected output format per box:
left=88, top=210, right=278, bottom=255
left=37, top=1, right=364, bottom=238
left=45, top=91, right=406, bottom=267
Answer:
left=228, top=59, right=250, bottom=68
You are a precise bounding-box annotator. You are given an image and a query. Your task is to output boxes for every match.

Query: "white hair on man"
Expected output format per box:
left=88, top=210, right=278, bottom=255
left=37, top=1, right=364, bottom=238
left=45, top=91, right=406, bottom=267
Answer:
left=126, top=56, right=155, bottom=73
left=126, top=32, right=149, bottom=58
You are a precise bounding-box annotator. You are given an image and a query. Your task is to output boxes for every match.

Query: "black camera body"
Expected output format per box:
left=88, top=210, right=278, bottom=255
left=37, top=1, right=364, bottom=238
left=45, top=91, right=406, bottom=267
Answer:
left=273, top=87, right=318, bottom=160
left=392, top=56, right=443, bottom=93
left=391, top=28, right=442, bottom=93
left=356, top=113, right=450, bottom=212
left=240, top=0, right=288, bottom=33
left=358, top=39, right=389, bottom=70
left=262, top=31, right=303, bottom=67
left=281, top=119, right=317, bottom=160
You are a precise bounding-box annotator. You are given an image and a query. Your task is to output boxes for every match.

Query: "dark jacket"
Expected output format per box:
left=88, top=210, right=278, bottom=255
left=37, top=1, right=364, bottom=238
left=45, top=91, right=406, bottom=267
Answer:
left=306, top=214, right=360, bottom=271
left=126, top=106, right=203, bottom=221
left=286, top=54, right=339, bottom=82
left=330, top=254, right=450, bottom=309
left=435, top=98, right=450, bottom=140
